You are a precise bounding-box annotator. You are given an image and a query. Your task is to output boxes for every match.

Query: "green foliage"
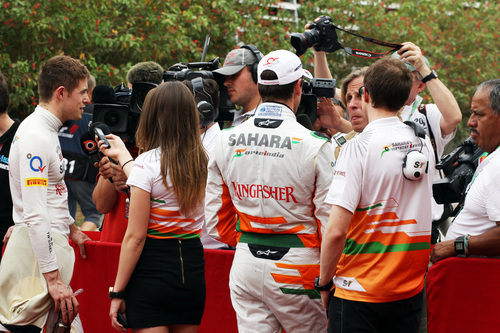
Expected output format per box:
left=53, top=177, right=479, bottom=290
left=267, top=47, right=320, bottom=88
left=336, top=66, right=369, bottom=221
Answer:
left=0, top=0, right=294, bottom=118
left=297, top=0, right=499, bottom=146
left=1, top=0, right=498, bottom=147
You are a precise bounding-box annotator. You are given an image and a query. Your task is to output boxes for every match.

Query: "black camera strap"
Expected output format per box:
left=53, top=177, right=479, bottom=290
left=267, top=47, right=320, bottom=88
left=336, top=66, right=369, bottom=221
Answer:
left=332, top=24, right=402, bottom=58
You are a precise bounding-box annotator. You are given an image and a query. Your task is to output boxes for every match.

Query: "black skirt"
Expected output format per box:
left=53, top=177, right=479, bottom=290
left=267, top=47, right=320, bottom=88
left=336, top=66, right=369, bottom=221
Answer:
left=125, top=237, right=206, bottom=328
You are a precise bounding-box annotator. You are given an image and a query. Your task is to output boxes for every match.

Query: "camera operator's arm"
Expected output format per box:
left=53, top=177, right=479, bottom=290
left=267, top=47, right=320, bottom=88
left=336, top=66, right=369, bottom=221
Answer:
left=313, top=50, right=333, bottom=79
left=92, top=157, right=125, bottom=213
left=398, top=42, right=462, bottom=136
left=431, top=223, right=500, bottom=263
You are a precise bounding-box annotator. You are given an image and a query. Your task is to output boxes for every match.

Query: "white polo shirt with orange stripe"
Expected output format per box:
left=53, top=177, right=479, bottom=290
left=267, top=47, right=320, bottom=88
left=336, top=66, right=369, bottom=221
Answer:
left=126, top=148, right=203, bottom=240
left=326, top=116, right=434, bottom=303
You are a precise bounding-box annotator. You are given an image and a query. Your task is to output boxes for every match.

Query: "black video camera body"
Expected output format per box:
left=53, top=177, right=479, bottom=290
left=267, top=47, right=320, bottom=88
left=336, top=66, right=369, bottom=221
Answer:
left=92, top=82, right=151, bottom=146
left=163, top=59, right=237, bottom=123
left=433, top=137, right=484, bottom=204
left=290, top=16, right=343, bottom=56
left=297, top=77, right=336, bottom=126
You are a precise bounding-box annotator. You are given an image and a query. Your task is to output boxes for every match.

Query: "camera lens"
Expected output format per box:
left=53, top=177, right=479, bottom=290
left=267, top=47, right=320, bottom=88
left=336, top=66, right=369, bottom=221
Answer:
left=290, top=33, right=309, bottom=56
left=104, top=109, right=120, bottom=127
left=290, top=30, right=320, bottom=56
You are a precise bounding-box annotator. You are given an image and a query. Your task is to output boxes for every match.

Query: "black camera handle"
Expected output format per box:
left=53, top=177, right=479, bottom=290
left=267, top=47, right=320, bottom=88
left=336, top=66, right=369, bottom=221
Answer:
left=332, top=24, right=403, bottom=58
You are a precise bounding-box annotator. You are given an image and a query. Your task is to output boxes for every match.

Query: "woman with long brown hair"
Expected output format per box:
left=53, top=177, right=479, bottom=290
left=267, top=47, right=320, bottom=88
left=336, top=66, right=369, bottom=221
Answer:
left=101, top=81, right=208, bottom=333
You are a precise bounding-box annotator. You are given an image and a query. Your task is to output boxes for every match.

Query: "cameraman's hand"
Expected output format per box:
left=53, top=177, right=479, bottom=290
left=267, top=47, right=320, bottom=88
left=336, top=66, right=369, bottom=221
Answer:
left=398, top=42, right=431, bottom=77
left=97, top=156, right=116, bottom=181
left=111, top=168, right=129, bottom=193
left=430, top=239, right=455, bottom=263
left=317, top=98, right=352, bottom=134
left=98, top=134, right=131, bottom=164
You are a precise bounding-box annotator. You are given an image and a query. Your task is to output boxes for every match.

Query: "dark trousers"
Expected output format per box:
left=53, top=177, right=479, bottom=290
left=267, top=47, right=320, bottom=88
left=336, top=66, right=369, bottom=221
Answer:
left=327, top=290, right=424, bottom=333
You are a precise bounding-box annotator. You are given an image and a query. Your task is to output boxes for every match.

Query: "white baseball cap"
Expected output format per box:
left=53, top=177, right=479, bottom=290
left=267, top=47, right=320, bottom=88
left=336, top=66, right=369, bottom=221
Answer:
left=257, top=50, right=312, bottom=86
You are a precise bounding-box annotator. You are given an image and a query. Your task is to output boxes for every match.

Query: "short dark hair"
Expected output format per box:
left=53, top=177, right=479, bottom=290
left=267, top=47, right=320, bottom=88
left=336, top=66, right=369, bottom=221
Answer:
left=0, top=72, right=9, bottom=114
left=38, top=56, right=89, bottom=103
left=364, top=58, right=412, bottom=112
left=478, top=79, right=500, bottom=116
left=126, top=61, right=164, bottom=85
left=258, top=70, right=296, bottom=102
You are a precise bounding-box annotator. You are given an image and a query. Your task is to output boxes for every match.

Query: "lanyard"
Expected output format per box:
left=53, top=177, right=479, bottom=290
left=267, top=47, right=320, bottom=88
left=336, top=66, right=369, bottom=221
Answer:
left=406, top=96, right=422, bottom=121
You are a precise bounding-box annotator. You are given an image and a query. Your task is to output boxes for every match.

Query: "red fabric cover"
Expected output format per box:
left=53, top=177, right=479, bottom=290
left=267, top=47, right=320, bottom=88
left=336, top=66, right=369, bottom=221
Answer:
left=70, top=235, right=237, bottom=332
left=426, top=257, right=500, bottom=333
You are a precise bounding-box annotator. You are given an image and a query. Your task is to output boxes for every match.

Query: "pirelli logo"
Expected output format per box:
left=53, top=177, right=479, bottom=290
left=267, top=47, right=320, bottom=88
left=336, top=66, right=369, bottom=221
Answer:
left=25, top=177, right=48, bottom=187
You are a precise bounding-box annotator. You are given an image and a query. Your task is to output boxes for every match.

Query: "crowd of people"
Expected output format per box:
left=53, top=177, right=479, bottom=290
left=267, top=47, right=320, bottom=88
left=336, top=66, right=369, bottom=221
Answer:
left=0, top=31, right=499, bottom=333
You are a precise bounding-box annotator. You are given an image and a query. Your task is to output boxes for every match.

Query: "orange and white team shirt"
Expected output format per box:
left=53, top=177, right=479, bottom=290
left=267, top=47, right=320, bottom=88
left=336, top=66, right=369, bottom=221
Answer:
left=126, top=148, right=204, bottom=240
left=326, top=117, right=435, bottom=303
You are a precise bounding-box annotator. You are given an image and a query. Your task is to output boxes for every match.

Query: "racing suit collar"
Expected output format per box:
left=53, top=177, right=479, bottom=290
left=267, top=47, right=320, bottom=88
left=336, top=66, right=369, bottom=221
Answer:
left=34, top=105, right=63, bottom=132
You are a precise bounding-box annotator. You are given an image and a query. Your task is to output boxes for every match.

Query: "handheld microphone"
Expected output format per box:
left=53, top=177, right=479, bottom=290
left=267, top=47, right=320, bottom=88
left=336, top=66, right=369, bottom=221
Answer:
left=88, top=122, right=130, bottom=197
left=80, top=132, right=101, bottom=165
left=89, top=122, right=118, bottom=164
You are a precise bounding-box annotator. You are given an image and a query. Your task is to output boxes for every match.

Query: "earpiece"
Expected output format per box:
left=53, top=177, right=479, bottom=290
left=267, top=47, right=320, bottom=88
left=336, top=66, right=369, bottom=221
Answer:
left=240, top=44, right=262, bottom=84
left=402, top=121, right=428, bottom=181
left=191, top=77, right=216, bottom=128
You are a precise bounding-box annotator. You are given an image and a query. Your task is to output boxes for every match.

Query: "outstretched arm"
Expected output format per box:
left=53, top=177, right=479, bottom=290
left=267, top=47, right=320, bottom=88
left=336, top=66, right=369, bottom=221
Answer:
left=399, top=42, right=462, bottom=136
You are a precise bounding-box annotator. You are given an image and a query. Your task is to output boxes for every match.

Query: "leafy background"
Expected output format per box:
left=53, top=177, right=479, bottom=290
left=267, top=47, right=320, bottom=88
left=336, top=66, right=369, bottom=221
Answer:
left=1, top=0, right=498, bottom=147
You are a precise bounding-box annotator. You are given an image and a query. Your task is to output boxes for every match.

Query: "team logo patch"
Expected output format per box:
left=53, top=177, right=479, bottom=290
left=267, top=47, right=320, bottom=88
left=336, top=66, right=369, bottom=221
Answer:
left=28, top=155, right=46, bottom=172
left=258, top=105, right=283, bottom=118
left=380, top=141, right=421, bottom=158
left=25, top=177, right=48, bottom=187
left=232, top=148, right=247, bottom=160
left=334, top=276, right=367, bottom=292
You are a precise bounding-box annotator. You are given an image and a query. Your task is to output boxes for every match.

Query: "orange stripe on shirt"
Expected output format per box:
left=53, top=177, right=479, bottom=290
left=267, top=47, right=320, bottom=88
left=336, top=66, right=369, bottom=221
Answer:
left=216, top=181, right=239, bottom=247
left=150, top=207, right=181, bottom=217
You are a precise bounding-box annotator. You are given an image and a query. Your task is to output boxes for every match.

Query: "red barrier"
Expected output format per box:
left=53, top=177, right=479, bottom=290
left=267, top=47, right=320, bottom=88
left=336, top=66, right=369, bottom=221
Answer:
left=426, top=257, right=500, bottom=333
left=70, top=237, right=237, bottom=332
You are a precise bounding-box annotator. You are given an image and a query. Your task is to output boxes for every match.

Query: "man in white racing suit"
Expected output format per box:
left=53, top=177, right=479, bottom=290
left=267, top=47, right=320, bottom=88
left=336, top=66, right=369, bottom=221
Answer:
left=205, top=50, right=333, bottom=333
left=0, top=56, right=90, bottom=332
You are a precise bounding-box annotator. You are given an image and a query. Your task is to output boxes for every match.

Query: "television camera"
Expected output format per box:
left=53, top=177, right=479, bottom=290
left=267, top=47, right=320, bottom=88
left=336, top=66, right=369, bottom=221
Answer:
left=433, top=137, right=484, bottom=208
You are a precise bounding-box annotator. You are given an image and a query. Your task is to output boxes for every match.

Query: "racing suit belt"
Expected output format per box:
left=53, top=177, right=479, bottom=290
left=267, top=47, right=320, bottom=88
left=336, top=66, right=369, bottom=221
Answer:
left=239, top=231, right=320, bottom=248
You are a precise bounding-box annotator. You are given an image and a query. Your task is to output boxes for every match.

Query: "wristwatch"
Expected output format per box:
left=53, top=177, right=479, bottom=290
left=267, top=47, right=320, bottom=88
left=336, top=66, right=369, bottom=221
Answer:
left=454, top=236, right=466, bottom=255
left=421, top=70, right=438, bottom=83
left=109, top=287, right=125, bottom=299
left=314, top=276, right=333, bottom=291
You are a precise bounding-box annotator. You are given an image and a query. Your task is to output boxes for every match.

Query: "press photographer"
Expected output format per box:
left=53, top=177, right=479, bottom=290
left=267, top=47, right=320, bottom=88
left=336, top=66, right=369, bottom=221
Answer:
left=431, top=79, right=500, bottom=263
left=92, top=61, right=163, bottom=243
left=92, top=61, right=163, bottom=146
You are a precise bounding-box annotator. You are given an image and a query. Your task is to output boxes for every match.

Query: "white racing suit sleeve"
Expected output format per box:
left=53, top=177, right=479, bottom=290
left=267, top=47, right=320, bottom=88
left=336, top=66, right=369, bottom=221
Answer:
left=205, top=152, right=239, bottom=247
left=18, top=137, right=58, bottom=273
left=313, top=142, right=334, bottom=239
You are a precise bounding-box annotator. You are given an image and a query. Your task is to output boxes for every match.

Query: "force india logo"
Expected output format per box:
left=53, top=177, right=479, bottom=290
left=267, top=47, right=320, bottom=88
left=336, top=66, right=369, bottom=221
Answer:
left=25, top=177, right=48, bottom=187
left=229, top=133, right=302, bottom=160
left=380, top=141, right=421, bottom=158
